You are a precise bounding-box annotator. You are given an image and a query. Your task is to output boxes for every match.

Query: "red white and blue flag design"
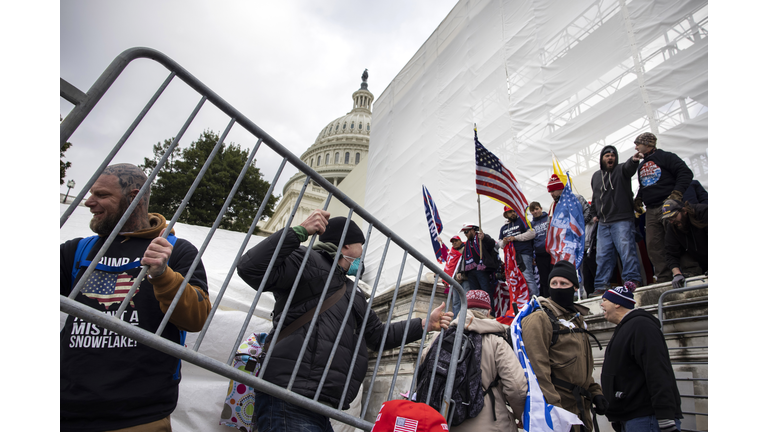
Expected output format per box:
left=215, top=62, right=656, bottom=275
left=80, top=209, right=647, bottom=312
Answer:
left=82, top=271, right=139, bottom=310
left=394, top=416, right=419, bottom=432
left=545, top=175, right=585, bottom=268
left=423, top=185, right=448, bottom=263
left=474, top=129, right=529, bottom=219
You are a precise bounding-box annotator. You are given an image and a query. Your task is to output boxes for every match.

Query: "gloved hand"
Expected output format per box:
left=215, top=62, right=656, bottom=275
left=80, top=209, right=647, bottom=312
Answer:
left=658, top=418, right=680, bottom=432
left=633, top=197, right=645, bottom=214
left=667, top=190, right=683, bottom=202
left=593, top=394, right=608, bottom=415
left=671, top=273, right=685, bottom=288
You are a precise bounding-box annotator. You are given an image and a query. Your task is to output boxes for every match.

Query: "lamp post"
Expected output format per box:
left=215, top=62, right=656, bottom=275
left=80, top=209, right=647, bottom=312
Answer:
left=63, top=179, right=75, bottom=203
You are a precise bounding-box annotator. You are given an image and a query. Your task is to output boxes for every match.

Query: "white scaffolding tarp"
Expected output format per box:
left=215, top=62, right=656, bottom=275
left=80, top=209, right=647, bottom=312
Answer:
left=363, top=0, right=707, bottom=292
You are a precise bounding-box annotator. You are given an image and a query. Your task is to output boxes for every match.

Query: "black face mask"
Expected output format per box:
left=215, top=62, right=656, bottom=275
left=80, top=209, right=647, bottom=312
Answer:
left=549, top=288, right=576, bottom=312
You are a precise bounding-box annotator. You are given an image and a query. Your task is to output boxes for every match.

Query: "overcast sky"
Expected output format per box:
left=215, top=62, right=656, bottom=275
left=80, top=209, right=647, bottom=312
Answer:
left=58, top=0, right=459, bottom=198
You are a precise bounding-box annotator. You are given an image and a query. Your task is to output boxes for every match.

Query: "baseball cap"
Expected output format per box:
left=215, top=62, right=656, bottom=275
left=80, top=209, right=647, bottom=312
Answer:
left=460, top=223, right=478, bottom=232
left=371, top=400, right=449, bottom=432
left=660, top=199, right=683, bottom=220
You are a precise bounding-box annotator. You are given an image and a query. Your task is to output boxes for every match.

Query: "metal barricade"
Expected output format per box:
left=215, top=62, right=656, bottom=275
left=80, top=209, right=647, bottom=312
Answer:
left=658, top=283, right=708, bottom=432
left=60, top=47, right=468, bottom=430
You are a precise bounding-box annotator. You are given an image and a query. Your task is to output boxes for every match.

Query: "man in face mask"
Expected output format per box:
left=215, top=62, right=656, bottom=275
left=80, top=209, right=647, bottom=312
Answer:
left=521, top=260, right=607, bottom=431
left=237, top=210, right=453, bottom=432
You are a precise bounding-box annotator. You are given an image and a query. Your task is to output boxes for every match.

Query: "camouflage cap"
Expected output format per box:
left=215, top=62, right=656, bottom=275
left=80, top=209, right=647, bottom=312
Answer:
left=634, top=132, right=657, bottom=147
left=660, top=199, right=683, bottom=220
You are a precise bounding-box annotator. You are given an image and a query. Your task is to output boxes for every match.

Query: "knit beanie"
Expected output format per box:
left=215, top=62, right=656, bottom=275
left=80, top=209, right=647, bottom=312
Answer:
left=602, top=281, right=636, bottom=309
left=600, top=145, right=618, bottom=158
left=634, top=132, right=657, bottom=147
left=466, top=290, right=491, bottom=310
left=547, top=174, right=565, bottom=192
left=319, top=217, right=366, bottom=246
left=549, top=260, right=579, bottom=288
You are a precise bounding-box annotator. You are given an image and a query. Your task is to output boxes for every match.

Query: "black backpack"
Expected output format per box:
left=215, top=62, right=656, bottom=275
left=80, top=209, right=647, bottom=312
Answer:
left=415, top=327, right=502, bottom=426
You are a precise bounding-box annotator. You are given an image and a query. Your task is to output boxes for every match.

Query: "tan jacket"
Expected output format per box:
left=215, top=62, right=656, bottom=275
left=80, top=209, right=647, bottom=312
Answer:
left=521, top=298, right=602, bottom=431
left=423, top=314, right=527, bottom=432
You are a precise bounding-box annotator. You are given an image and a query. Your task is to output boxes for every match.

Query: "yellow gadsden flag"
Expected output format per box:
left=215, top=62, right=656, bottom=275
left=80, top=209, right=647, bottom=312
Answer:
left=552, top=152, right=569, bottom=187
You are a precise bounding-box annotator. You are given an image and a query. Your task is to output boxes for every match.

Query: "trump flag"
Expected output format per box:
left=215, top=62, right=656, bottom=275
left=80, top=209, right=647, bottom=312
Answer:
left=422, top=185, right=447, bottom=263
left=511, top=297, right=584, bottom=432
left=545, top=175, right=585, bottom=268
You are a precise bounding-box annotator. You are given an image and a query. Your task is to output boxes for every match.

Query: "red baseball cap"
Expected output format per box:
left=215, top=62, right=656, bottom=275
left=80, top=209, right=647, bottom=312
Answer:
left=371, top=400, right=449, bottom=432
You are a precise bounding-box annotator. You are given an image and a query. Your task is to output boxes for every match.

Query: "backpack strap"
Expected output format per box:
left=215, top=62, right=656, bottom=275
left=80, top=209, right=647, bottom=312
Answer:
left=482, top=374, right=502, bottom=421
left=551, top=376, right=600, bottom=432
left=538, top=305, right=602, bottom=350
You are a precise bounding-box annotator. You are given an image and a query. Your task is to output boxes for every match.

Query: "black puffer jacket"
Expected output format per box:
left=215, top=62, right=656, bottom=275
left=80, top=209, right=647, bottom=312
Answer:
left=237, top=228, right=423, bottom=409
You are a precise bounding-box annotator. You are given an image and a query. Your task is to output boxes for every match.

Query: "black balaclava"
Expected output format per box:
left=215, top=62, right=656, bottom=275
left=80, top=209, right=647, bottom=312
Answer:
left=548, top=260, right=580, bottom=312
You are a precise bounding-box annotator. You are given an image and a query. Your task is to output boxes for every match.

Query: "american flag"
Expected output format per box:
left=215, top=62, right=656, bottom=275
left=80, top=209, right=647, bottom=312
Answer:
left=82, top=271, right=139, bottom=310
left=394, top=416, right=419, bottom=432
left=545, top=177, right=585, bottom=268
left=474, top=129, right=529, bottom=218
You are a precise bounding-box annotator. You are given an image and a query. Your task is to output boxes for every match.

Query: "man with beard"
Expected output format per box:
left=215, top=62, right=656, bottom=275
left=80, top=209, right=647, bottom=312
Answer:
left=660, top=199, right=708, bottom=288
left=459, top=223, right=499, bottom=314
left=237, top=210, right=452, bottom=432
left=634, top=132, right=693, bottom=283
left=498, top=206, right=536, bottom=295
left=60, top=164, right=211, bottom=432
left=590, top=145, right=642, bottom=295
left=600, top=284, right=683, bottom=432
left=521, top=260, right=607, bottom=431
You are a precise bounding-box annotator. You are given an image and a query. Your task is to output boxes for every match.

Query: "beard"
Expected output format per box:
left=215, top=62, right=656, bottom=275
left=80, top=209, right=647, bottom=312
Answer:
left=90, top=197, right=131, bottom=236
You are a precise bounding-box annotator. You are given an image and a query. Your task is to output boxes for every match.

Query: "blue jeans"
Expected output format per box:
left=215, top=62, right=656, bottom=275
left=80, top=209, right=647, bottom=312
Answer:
left=594, top=220, right=641, bottom=291
left=621, top=415, right=681, bottom=432
left=253, top=391, right=334, bottom=432
left=465, top=269, right=494, bottom=313
left=520, top=253, right=537, bottom=297
left=449, top=280, right=471, bottom=318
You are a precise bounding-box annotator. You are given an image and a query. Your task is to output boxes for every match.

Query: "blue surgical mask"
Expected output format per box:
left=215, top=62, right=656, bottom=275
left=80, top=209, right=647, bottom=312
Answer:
left=343, top=255, right=362, bottom=276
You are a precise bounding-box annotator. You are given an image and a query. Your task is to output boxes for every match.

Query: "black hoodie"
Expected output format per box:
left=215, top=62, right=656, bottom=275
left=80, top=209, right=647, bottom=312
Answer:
left=590, top=145, right=639, bottom=223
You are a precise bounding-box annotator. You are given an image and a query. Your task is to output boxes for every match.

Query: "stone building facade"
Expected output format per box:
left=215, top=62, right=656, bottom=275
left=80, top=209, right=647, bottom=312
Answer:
left=258, top=71, right=374, bottom=235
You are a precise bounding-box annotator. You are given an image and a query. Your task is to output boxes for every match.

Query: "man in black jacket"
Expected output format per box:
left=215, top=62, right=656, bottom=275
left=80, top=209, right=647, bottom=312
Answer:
left=590, top=145, right=642, bottom=295
left=634, top=132, right=693, bottom=283
left=660, top=200, right=707, bottom=288
left=237, top=209, right=452, bottom=432
left=600, top=285, right=682, bottom=432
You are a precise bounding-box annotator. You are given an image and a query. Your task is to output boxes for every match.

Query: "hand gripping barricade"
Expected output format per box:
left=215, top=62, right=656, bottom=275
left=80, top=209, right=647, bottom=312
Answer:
left=60, top=47, right=468, bottom=431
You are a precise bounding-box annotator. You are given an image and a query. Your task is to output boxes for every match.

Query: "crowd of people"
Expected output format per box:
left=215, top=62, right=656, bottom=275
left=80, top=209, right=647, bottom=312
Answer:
left=61, top=129, right=705, bottom=432
left=438, top=132, right=708, bottom=313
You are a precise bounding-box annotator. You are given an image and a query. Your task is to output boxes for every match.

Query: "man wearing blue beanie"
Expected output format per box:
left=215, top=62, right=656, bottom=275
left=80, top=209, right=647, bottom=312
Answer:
left=600, top=283, right=683, bottom=432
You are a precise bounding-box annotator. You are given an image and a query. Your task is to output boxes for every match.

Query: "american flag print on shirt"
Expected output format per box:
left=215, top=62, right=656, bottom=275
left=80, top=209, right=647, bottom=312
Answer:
left=394, top=416, right=419, bottom=432
left=474, top=129, right=529, bottom=218
left=81, top=271, right=140, bottom=310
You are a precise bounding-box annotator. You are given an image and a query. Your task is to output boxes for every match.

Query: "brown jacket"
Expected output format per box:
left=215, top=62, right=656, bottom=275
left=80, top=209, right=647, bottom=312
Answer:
left=521, top=298, right=602, bottom=431
left=423, top=313, right=527, bottom=432
left=125, top=213, right=211, bottom=331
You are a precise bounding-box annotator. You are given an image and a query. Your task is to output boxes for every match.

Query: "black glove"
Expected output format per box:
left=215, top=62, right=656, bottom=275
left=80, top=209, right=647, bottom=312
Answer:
left=633, top=197, right=645, bottom=214
left=658, top=418, right=679, bottom=432
left=611, top=422, right=621, bottom=432
left=593, top=394, right=608, bottom=415
left=671, top=273, right=685, bottom=288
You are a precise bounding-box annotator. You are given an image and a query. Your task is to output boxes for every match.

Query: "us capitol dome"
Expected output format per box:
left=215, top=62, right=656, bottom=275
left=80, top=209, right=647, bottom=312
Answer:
left=258, top=70, right=374, bottom=235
